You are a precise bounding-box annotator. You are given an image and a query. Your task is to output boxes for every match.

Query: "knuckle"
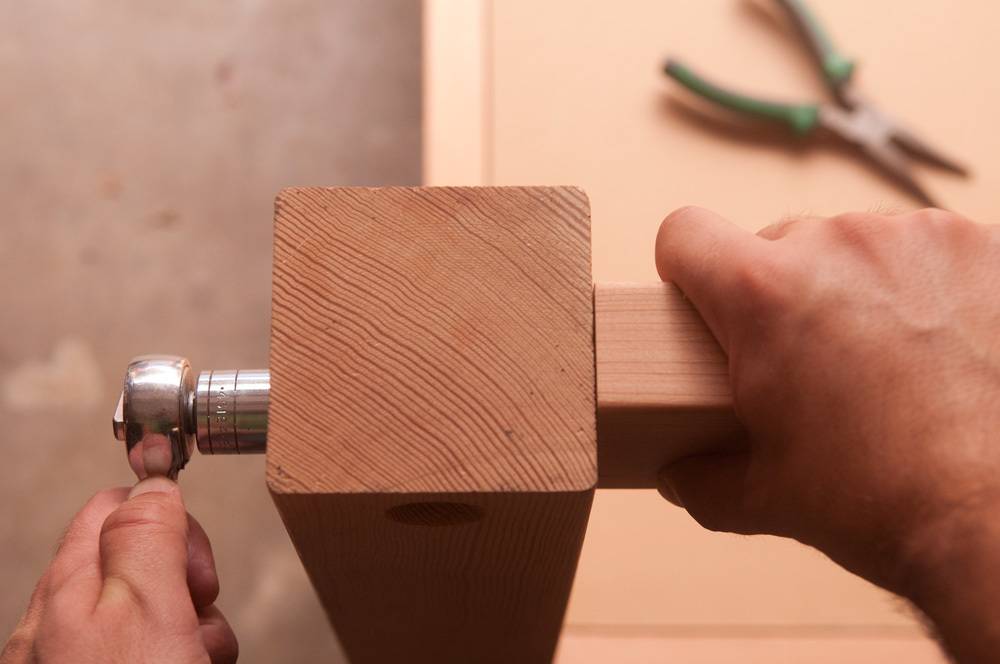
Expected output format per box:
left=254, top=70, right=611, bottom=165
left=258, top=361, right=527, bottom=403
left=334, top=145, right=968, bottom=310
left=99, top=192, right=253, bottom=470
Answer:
left=219, top=631, right=240, bottom=664
left=906, top=208, right=983, bottom=251
left=827, top=211, right=881, bottom=239
left=1, top=628, right=35, bottom=660
left=100, top=499, right=178, bottom=540
left=907, top=208, right=978, bottom=242
left=907, top=207, right=963, bottom=227
left=824, top=211, right=901, bottom=256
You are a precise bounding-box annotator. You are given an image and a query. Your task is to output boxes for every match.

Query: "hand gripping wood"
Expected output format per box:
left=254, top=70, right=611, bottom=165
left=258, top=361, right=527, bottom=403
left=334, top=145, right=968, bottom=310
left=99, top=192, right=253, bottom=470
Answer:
left=267, top=187, right=737, bottom=664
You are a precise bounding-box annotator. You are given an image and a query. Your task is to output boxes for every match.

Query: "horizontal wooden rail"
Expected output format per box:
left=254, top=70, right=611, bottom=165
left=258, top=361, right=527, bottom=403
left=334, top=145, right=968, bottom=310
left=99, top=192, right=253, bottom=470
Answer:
left=595, top=282, right=742, bottom=488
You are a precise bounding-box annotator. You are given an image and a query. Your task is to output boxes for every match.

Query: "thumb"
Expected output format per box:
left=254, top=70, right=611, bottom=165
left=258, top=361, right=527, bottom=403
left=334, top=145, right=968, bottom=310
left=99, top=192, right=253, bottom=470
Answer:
left=657, top=452, right=765, bottom=536
left=99, top=477, right=191, bottom=613
left=655, top=206, right=770, bottom=350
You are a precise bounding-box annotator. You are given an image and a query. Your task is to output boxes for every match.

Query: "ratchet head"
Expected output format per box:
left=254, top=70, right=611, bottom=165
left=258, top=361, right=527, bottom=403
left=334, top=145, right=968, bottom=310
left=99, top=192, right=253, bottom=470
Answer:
left=112, top=356, right=270, bottom=480
left=112, top=355, right=196, bottom=480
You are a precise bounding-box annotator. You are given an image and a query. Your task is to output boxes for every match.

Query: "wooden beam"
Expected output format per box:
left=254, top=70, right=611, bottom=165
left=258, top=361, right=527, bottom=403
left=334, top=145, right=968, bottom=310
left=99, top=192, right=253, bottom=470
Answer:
left=267, top=186, right=596, bottom=664
left=594, top=282, right=741, bottom=489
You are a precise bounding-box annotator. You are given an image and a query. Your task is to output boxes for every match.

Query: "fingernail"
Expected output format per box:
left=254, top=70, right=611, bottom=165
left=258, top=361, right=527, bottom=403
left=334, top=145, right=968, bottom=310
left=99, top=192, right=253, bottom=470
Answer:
left=129, top=476, right=178, bottom=499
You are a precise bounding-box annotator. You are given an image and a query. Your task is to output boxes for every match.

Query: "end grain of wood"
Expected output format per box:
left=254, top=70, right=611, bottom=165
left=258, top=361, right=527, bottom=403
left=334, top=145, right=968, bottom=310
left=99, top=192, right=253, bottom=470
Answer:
left=268, top=186, right=596, bottom=495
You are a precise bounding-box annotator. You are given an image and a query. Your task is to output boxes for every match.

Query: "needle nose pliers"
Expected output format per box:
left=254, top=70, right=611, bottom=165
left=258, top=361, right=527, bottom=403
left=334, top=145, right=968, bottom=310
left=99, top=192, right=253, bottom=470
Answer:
left=664, top=0, right=967, bottom=207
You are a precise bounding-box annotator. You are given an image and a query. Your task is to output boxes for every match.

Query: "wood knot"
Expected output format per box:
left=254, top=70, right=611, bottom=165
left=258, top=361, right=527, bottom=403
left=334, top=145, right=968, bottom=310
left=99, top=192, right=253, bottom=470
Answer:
left=386, top=501, right=483, bottom=527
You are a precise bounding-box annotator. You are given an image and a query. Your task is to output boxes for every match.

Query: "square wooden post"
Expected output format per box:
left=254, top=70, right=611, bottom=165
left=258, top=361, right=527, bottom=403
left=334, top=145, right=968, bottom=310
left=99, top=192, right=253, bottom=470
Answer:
left=267, top=187, right=597, bottom=663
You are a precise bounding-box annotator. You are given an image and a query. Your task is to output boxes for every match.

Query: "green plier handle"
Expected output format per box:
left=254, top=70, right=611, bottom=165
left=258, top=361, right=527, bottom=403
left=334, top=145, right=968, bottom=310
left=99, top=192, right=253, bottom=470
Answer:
left=778, top=0, right=855, bottom=93
left=663, top=0, right=855, bottom=135
left=664, top=59, right=820, bottom=135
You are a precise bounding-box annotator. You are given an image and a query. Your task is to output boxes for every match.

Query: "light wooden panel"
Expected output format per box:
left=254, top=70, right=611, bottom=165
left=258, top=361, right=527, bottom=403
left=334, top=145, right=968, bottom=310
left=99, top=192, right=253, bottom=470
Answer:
left=555, top=632, right=945, bottom=664
left=595, top=282, right=740, bottom=488
left=424, top=0, right=971, bottom=656
left=422, top=0, right=489, bottom=184
left=267, top=186, right=596, bottom=664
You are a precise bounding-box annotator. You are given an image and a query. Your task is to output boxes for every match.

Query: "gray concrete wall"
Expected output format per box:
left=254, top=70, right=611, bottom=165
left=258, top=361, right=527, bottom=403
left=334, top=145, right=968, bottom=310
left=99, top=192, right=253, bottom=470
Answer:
left=0, top=2, right=421, bottom=661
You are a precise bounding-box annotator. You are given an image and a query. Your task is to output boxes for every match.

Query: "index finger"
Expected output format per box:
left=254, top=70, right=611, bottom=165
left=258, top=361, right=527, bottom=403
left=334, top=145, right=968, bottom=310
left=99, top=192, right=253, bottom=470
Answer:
left=655, top=206, right=770, bottom=350
left=47, top=487, right=130, bottom=602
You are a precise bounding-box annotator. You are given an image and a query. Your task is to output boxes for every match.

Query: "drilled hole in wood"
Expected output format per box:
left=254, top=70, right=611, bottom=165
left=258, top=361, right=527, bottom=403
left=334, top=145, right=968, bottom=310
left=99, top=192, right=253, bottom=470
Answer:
left=386, top=501, right=484, bottom=527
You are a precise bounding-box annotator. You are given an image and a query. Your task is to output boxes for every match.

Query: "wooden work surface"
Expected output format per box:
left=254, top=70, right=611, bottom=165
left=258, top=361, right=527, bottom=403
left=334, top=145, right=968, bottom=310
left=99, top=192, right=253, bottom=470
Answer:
left=423, top=0, right=1000, bottom=660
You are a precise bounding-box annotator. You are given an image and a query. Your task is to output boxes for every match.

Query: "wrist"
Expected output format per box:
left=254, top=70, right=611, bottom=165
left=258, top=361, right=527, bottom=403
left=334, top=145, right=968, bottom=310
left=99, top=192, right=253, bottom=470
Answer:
left=894, top=498, right=1000, bottom=659
left=898, top=499, right=996, bottom=593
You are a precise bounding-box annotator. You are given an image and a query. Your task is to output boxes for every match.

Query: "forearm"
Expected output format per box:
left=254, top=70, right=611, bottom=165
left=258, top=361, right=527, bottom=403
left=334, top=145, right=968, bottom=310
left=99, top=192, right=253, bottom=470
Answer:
left=900, top=508, right=1000, bottom=663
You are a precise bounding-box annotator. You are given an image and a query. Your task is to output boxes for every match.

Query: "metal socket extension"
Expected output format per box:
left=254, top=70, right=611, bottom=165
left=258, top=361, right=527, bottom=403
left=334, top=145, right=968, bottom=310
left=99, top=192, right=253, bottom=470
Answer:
left=112, top=355, right=269, bottom=479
